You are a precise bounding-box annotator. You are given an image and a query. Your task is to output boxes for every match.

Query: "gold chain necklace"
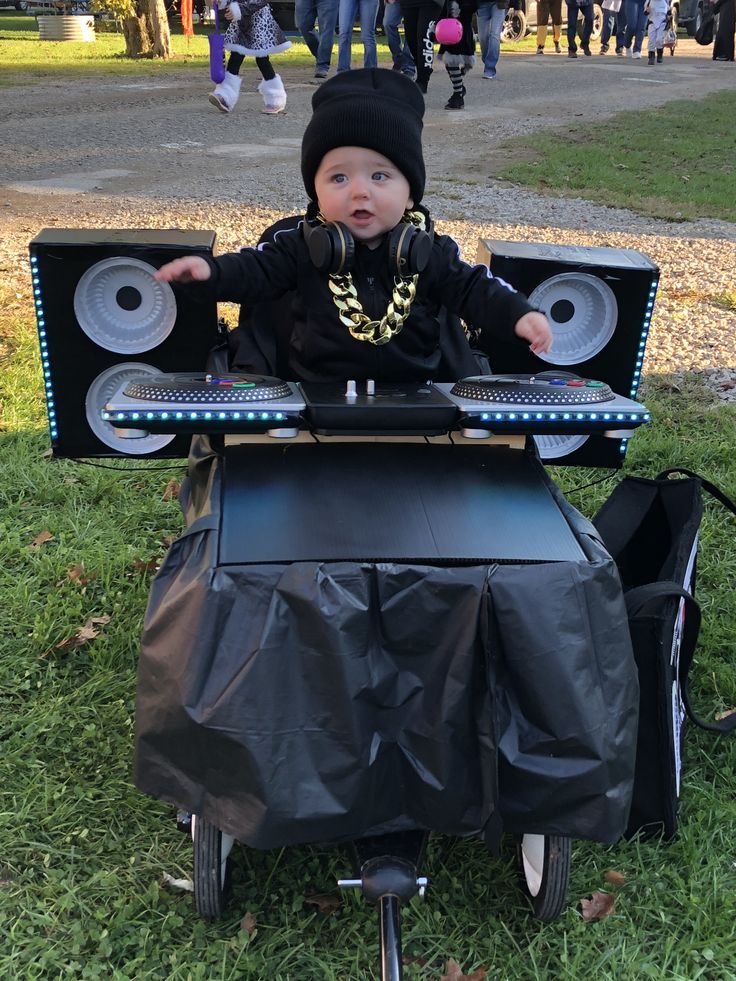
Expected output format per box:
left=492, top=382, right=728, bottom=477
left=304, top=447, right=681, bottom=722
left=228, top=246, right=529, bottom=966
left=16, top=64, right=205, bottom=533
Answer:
left=327, top=210, right=426, bottom=347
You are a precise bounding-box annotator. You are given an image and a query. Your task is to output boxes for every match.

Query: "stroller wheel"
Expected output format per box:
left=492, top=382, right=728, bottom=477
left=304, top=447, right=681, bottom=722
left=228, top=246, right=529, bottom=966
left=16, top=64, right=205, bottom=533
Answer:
left=192, top=814, right=234, bottom=919
left=516, top=834, right=571, bottom=921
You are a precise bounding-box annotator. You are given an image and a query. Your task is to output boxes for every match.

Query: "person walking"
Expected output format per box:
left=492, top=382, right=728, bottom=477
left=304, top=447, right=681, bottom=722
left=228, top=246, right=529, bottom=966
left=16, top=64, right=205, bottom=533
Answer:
left=400, top=0, right=443, bottom=91
left=566, top=0, right=595, bottom=56
left=713, top=0, right=735, bottom=60
left=438, top=0, right=477, bottom=108
left=623, top=0, right=647, bottom=56
left=599, top=0, right=621, bottom=51
left=535, top=0, right=563, bottom=52
left=208, top=0, right=290, bottom=114
left=337, top=0, right=380, bottom=71
left=476, top=0, right=508, bottom=77
left=384, top=0, right=416, bottom=74
left=296, top=0, right=339, bottom=78
left=645, top=0, right=669, bottom=62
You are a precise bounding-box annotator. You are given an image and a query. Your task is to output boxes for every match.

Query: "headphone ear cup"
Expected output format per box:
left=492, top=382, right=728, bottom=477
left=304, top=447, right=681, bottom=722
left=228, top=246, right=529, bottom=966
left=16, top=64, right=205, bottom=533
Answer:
left=388, top=224, right=434, bottom=277
left=304, top=220, right=355, bottom=275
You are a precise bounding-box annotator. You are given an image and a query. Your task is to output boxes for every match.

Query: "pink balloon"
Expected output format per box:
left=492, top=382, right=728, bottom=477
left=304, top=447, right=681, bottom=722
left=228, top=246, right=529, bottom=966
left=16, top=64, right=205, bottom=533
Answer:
left=434, top=17, right=463, bottom=45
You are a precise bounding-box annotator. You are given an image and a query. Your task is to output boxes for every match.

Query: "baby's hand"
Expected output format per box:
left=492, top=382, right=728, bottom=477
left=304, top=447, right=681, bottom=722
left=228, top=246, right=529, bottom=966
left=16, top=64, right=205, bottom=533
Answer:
left=154, top=256, right=211, bottom=284
left=514, top=311, right=553, bottom=355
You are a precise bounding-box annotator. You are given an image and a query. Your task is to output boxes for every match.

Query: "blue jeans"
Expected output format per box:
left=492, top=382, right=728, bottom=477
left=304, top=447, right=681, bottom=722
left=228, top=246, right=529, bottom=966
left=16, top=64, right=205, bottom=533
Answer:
left=337, top=0, right=379, bottom=71
left=476, top=1, right=506, bottom=77
left=383, top=0, right=415, bottom=73
left=624, top=0, right=646, bottom=51
left=296, top=0, right=339, bottom=73
left=567, top=0, right=594, bottom=49
left=600, top=8, right=617, bottom=45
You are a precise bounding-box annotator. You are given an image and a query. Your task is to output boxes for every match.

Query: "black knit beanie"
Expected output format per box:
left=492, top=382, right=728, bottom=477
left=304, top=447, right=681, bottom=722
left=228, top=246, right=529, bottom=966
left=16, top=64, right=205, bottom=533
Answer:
left=301, top=68, right=426, bottom=206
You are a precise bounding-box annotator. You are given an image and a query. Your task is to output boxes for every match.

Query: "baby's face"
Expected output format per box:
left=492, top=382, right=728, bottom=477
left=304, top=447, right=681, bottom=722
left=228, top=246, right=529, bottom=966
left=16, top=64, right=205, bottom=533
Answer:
left=314, top=146, right=413, bottom=249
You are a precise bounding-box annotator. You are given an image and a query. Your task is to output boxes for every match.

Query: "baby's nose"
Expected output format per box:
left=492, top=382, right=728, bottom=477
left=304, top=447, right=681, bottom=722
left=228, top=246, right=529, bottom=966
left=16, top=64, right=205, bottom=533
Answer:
left=351, top=177, right=370, bottom=198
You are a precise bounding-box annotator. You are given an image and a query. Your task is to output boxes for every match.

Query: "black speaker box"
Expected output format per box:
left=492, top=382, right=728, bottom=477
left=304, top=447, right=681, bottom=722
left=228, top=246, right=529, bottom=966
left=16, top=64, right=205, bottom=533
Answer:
left=476, top=240, right=660, bottom=468
left=29, top=228, right=219, bottom=458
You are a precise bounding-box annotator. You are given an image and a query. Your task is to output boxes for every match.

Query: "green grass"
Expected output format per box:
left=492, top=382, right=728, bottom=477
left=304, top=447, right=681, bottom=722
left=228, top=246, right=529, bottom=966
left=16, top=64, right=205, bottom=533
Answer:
left=502, top=90, right=736, bottom=223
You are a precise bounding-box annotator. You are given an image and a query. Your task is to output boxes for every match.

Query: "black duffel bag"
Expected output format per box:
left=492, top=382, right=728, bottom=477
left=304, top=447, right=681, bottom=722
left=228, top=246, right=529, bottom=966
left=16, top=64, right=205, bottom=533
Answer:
left=593, top=468, right=736, bottom=839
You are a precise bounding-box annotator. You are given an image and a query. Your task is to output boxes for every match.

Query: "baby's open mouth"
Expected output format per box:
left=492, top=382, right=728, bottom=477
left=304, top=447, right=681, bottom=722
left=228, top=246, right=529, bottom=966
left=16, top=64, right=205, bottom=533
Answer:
left=351, top=210, right=373, bottom=220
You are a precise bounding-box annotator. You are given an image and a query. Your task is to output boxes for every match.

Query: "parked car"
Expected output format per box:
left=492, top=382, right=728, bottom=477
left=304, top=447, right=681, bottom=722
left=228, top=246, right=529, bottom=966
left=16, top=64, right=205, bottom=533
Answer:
left=679, top=0, right=718, bottom=36
left=502, top=0, right=604, bottom=41
left=0, top=0, right=29, bottom=8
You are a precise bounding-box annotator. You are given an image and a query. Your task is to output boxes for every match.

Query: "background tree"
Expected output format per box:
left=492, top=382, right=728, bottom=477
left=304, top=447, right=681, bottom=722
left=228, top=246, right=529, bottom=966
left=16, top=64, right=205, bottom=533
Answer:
left=93, top=0, right=172, bottom=58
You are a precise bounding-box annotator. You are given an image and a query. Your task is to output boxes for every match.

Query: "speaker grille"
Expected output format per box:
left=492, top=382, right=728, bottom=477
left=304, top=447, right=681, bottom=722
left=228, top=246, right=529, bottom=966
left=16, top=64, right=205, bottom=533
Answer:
left=73, top=257, right=177, bottom=354
left=529, top=273, right=618, bottom=366
left=85, top=363, right=176, bottom=455
left=533, top=433, right=589, bottom=461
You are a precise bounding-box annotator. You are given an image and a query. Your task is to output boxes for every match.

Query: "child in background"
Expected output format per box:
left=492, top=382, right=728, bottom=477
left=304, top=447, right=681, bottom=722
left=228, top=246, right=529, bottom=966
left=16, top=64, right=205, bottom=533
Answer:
left=158, top=70, right=552, bottom=382
left=209, top=0, right=291, bottom=115
left=644, top=0, right=669, bottom=62
left=437, top=0, right=477, bottom=110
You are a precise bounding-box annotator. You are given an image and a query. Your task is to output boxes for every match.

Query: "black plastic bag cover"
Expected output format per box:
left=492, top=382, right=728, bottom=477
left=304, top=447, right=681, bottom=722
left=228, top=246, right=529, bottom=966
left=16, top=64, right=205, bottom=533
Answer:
left=134, top=438, right=638, bottom=846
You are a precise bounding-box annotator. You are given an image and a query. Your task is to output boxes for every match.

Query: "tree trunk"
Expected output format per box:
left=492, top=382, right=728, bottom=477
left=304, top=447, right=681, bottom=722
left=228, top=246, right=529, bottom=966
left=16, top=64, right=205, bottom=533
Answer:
left=147, top=0, right=172, bottom=58
left=122, top=12, right=153, bottom=56
left=121, top=0, right=171, bottom=58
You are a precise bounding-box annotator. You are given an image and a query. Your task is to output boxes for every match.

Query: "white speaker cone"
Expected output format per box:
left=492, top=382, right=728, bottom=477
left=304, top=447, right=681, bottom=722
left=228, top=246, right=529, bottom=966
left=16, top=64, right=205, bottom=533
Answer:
left=74, top=257, right=177, bottom=354
left=529, top=273, right=618, bottom=366
left=86, top=363, right=176, bottom=454
left=533, top=433, right=589, bottom=461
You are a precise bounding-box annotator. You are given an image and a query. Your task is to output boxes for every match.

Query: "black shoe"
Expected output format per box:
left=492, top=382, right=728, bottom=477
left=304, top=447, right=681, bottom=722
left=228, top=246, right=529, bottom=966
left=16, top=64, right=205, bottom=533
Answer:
left=657, top=47, right=664, bottom=62
left=582, top=43, right=591, bottom=56
left=444, top=92, right=464, bottom=110
left=599, top=43, right=609, bottom=54
left=568, top=49, right=577, bottom=58
left=647, top=51, right=655, bottom=65
left=416, top=79, right=428, bottom=94
left=536, top=45, right=544, bottom=54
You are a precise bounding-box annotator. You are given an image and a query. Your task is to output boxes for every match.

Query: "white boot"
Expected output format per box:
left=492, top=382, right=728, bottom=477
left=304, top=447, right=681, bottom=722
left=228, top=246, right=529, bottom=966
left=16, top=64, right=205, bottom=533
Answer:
left=258, top=74, right=286, bottom=114
left=208, top=72, right=241, bottom=113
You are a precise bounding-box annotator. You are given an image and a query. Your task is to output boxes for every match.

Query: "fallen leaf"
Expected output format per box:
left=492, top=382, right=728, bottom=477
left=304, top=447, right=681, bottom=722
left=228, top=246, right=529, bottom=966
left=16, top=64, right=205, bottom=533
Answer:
left=160, top=872, right=194, bottom=893
left=162, top=479, right=181, bottom=502
left=581, top=891, right=616, bottom=921
left=439, top=959, right=486, bottom=981
left=240, top=911, right=257, bottom=935
left=131, top=557, right=159, bottom=575
left=67, top=564, right=97, bottom=586
left=303, top=893, right=342, bottom=914
left=715, top=707, right=736, bottom=722
left=30, top=529, right=54, bottom=548
left=41, top=448, right=53, bottom=459
left=53, top=615, right=112, bottom=654
left=604, top=870, right=627, bottom=887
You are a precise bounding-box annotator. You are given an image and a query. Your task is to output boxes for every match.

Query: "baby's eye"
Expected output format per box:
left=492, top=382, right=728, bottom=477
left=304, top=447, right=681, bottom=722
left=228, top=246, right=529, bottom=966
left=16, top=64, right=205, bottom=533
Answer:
left=332, top=174, right=347, bottom=184
left=372, top=172, right=389, bottom=182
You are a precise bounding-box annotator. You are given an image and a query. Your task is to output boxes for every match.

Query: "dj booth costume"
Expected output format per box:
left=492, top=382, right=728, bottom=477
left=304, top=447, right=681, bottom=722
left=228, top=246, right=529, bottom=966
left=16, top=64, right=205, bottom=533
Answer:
left=134, top=433, right=640, bottom=848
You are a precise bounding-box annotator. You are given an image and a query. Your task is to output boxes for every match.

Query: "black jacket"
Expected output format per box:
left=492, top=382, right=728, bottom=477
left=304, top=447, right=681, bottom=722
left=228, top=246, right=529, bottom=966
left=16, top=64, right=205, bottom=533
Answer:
left=205, top=217, right=535, bottom=383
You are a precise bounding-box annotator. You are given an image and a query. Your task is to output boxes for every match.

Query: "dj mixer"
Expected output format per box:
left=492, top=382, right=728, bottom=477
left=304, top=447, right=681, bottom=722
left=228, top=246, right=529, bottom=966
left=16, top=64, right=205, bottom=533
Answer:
left=102, top=370, right=650, bottom=440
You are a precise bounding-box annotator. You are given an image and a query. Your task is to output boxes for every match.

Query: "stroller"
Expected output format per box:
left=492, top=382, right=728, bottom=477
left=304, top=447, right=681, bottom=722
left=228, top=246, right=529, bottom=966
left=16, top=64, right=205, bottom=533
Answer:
left=133, top=219, right=640, bottom=980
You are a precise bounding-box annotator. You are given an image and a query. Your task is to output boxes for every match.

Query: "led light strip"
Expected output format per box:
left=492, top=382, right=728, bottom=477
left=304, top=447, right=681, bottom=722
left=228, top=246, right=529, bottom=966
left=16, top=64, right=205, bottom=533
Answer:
left=103, top=410, right=293, bottom=423
left=631, top=275, right=659, bottom=399
left=472, top=410, right=651, bottom=424
left=29, top=252, right=58, bottom=444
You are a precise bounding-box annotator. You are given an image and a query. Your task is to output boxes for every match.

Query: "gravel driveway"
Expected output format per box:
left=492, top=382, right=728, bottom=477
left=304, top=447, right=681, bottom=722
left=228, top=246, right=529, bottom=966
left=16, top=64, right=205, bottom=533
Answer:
left=2, top=39, right=736, bottom=398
